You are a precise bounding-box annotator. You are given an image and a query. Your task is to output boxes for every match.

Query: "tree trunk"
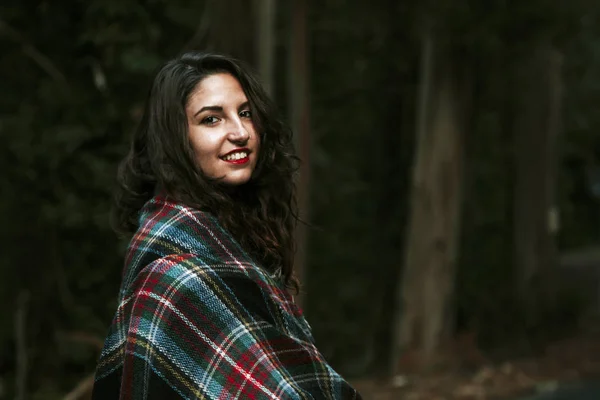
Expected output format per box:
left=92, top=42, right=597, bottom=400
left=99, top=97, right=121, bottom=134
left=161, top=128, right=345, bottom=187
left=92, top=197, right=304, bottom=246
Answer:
left=391, top=31, right=467, bottom=374
left=255, top=0, right=276, bottom=96
left=288, top=0, right=310, bottom=309
left=512, top=42, right=562, bottom=324
left=205, top=0, right=256, bottom=65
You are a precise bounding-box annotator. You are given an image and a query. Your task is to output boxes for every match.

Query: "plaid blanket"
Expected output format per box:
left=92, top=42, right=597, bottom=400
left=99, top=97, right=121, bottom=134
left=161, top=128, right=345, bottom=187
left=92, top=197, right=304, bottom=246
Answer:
left=93, top=195, right=361, bottom=399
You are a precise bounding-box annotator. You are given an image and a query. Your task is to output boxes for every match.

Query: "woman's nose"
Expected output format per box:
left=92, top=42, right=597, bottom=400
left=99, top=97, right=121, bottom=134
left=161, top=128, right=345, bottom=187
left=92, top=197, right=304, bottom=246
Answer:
left=227, top=118, right=250, bottom=143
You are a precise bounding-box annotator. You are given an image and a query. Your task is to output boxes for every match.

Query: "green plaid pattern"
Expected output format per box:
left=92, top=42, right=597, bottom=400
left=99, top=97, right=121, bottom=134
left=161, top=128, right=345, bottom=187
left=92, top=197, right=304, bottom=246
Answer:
left=92, top=195, right=361, bottom=399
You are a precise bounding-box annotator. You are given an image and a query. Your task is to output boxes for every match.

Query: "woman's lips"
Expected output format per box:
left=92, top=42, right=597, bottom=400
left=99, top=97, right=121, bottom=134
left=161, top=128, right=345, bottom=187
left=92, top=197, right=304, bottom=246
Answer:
left=221, top=148, right=250, bottom=164
left=224, top=156, right=249, bottom=165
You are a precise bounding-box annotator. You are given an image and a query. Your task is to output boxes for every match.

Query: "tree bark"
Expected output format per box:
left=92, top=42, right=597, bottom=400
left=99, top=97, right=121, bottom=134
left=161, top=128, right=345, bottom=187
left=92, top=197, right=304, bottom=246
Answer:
left=288, top=0, right=310, bottom=309
left=255, top=0, right=276, bottom=97
left=512, top=42, right=562, bottom=324
left=15, top=290, right=29, bottom=400
left=205, top=0, right=256, bottom=65
left=391, top=31, right=467, bottom=374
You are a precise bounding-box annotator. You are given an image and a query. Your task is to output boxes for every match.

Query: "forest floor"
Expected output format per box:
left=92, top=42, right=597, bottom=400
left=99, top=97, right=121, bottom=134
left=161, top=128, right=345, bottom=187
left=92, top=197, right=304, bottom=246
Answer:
left=352, top=320, right=600, bottom=399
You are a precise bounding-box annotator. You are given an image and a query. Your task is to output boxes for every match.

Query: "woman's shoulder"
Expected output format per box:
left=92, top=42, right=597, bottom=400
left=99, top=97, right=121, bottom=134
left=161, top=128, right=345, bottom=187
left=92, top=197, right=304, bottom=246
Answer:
left=123, top=196, right=305, bottom=323
left=131, top=195, right=251, bottom=262
left=119, top=195, right=256, bottom=295
left=124, top=251, right=312, bottom=343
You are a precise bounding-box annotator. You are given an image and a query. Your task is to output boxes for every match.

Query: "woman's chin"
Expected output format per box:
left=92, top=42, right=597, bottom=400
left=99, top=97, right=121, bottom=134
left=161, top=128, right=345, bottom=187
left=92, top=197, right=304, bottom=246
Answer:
left=219, top=173, right=253, bottom=187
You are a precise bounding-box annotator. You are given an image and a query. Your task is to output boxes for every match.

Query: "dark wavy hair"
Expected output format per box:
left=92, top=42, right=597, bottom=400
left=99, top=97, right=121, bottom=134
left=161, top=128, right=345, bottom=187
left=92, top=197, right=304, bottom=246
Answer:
left=113, top=52, right=299, bottom=291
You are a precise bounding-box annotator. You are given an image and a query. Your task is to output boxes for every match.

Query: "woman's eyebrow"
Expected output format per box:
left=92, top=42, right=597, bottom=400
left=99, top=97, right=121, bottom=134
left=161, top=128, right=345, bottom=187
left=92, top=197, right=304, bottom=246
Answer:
left=194, top=105, right=222, bottom=117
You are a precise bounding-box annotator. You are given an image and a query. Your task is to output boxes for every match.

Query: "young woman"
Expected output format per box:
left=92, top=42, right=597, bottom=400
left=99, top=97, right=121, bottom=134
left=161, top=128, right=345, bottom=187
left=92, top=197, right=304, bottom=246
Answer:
left=92, top=52, right=361, bottom=399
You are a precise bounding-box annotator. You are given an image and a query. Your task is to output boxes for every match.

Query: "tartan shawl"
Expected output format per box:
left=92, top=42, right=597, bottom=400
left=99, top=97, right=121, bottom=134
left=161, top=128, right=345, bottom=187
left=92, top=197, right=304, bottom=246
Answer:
left=92, top=195, right=361, bottom=399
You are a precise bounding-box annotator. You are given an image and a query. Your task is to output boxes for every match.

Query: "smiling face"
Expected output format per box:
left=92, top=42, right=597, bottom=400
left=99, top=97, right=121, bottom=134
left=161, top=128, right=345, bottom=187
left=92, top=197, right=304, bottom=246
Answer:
left=186, top=73, right=260, bottom=186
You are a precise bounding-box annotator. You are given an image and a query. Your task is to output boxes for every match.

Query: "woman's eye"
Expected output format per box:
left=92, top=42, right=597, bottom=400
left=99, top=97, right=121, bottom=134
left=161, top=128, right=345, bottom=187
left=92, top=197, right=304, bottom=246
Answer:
left=240, top=110, right=252, bottom=118
left=201, top=116, right=219, bottom=125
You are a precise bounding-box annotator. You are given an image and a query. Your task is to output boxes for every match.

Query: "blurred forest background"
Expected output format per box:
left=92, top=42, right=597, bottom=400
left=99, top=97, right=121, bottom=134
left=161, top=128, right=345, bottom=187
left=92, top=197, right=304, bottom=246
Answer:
left=2, top=0, right=600, bottom=399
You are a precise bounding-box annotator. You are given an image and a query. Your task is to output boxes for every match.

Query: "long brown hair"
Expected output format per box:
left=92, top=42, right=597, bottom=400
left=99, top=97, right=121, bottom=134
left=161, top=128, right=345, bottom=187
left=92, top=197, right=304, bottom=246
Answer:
left=112, top=52, right=300, bottom=291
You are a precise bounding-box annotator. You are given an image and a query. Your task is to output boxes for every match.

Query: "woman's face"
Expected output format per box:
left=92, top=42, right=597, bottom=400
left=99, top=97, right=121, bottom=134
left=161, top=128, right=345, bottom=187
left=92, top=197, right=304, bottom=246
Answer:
left=186, top=73, right=260, bottom=186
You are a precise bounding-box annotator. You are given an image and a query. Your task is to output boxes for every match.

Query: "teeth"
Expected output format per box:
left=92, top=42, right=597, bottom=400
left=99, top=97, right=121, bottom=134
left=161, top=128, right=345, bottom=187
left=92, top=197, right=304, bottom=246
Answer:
left=223, top=152, right=248, bottom=161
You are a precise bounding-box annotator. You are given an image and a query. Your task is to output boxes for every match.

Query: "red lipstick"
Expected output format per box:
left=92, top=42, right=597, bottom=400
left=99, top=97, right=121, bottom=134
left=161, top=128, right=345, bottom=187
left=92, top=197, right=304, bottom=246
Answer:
left=221, top=148, right=250, bottom=164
